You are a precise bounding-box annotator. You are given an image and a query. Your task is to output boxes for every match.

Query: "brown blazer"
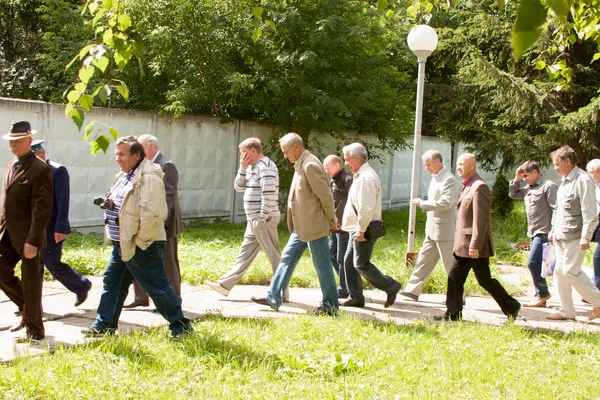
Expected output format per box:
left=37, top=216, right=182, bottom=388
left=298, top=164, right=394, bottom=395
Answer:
left=0, top=151, right=53, bottom=251
left=155, top=153, right=183, bottom=238
left=287, top=150, right=337, bottom=242
left=453, top=172, right=494, bottom=258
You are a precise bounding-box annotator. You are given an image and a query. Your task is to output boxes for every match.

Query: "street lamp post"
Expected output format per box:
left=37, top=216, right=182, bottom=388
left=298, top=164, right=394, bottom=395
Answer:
left=405, top=24, right=438, bottom=266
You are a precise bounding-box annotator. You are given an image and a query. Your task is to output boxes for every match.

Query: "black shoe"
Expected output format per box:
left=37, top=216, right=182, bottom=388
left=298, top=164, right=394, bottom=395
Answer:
left=434, top=314, right=461, bottom=322
left=251, top=296, right=278, bottom=310
left=9, top=321, right=24, bottom=332
left=82, top=327, right=116, bottom=337
left=384, top=283, right=402, bottom=308
left=337, top=292, right=349, bottom=299
left=74, top=291, right=89, bottom=307
left=342, top=299, right=365, bottom=307
left=14, top=310, right=22, bottom=317
left=123, top=300, right=149, bottom=309
left=172, top=328, right=195, bottom=340
left=506, top=303, right=521, bottom=321
left=400, top=291, right=419, bottom=301
left=307, top=306, right=338, bottom=316
left=14, top=335, right=45, bottom=344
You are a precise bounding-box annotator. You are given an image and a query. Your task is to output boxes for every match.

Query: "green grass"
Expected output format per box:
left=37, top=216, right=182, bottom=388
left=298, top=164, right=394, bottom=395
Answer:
left=2, top=315, right=599, bottom=398
left=61, top=205, right=538, bottom=297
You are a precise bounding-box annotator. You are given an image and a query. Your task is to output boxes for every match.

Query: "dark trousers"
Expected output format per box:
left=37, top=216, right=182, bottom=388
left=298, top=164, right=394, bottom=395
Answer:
left=344, top=232, right=400, bottom=303
left=132, top=237, right=181, bottom=303
left=446, top=255, right=520, bottom=318
left=40, top=230, right=91, bottom=295
left=0, top=233, right=44, bottom=338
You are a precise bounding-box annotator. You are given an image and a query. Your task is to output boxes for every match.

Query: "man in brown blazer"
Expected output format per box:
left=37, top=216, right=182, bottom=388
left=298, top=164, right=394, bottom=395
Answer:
left=125, top=134, right=184, bottom=308
left=252, top=132, right=339, bottom=315
left=0, top=121, right=53, bottom=341
left=435, top=153, right=520, bottom=321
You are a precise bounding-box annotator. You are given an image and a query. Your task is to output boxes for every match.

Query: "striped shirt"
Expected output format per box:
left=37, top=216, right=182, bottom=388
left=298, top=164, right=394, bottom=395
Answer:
left=105, top=166, right=139, bottom=241
left=234, top=156, right=279, bottom=221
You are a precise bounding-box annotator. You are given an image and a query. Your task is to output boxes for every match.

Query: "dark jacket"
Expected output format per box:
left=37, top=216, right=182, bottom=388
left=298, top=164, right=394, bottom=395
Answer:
left=46, top=159, right=71, bottom=236
left=155, top=153, right=183, bottom=238
left=331, top=168, right=353, bottom=233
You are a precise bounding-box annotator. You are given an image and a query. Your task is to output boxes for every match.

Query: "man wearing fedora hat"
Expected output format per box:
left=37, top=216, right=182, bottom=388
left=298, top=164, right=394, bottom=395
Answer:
left=0, top=121, right=53, bottom=342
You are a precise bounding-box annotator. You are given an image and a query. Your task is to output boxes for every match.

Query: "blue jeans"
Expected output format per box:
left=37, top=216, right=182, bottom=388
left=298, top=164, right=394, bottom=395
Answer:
left=527, top=234, right=550, bottom=298
left=344, top=232, right=400, bottom=303
left=266, top=232, right=338, bottom=312
left=92, top=241, right=192, bottom=336
left=329, top=231, right=349, bottom=295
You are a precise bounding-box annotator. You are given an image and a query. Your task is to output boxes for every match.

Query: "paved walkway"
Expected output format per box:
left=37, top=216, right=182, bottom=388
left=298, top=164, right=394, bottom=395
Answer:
left=1, top=266, right=599, bottom=363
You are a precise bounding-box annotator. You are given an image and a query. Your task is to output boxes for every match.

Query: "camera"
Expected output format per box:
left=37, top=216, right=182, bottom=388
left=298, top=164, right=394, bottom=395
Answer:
left=93, top=196, right=115, bottom=210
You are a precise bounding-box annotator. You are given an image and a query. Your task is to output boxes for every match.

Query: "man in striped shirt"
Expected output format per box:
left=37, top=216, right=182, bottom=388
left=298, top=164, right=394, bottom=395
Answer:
left=207, top=137, right=288, bottom=300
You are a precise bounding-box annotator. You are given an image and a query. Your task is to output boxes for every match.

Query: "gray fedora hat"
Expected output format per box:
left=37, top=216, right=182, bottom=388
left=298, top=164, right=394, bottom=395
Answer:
left=3, top=120, right=37, bottom=141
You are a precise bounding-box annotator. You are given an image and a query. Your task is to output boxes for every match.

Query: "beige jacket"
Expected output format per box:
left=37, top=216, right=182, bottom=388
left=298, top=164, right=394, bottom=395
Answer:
left=287, top=150, right=336, bottom=242
left=110, top=159, right=168, bottom=262
left=420, top=167, right=458, bottom=242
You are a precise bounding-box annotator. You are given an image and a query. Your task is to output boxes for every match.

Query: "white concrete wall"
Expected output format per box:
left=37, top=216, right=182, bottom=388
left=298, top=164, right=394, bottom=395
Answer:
left=1, top=97, right=544, bottom=230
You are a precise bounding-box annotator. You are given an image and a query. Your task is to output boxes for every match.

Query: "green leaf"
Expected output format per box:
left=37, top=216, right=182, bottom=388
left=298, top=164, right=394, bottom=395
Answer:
left=84, top=120, right=97, bottom=135
left=70, top=109, right=85, bottom=131
left=67, top=90, right=81, bottom=103
left=103, top=28, right=113, bottom=44
left=98, top=86, right=108, bottom=104
left=109, top=127, right=119, bottom=141
left=84, top=129, right=93, bottom=141
left=75, top=82, right=87, bottom=93
left=253, top=28, right=261, bottom=43
left=117, top=14, right=132, bottom=31
left=79, top=94, right=94, bottom=112
left=512, top=0, right=547, bottom=59
left=78, top=65, right=95, bottom=84
left=133, top=41, right=145, bottom=54
left=377, top=0, right=388, bottom=10
left=547, top=0, right=568, bottom=19
left=88, top=2, right=99, bottom=15
left=64, top=102, right=74, bottom=117
left=78, top=44, right=94, bottom=59
left=385, top=10, right=394, bottom=19
left=253, top=6, right=264, bottom=17
left=93, top=56, right=109, bottom=72
left=116, top=81, right=129, bottom=100
left=534, top=60, right=546, bottom=70
left=102, top=0, right=112, bottom=9
left=497, top=0, right=505, bottom=13
left=592, top=52, right=600, bottom=63
left=66, top=54, right=78, bottom=71
left=90, top=135, right=110, bottom=155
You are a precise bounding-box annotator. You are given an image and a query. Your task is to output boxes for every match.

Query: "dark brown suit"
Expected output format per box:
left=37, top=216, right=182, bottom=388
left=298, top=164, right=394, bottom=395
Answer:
left=133, top=152, right=183, bottom=302
left=445, top=173, right=520, bottom=318
left=0, top=151, right=52, bottom=338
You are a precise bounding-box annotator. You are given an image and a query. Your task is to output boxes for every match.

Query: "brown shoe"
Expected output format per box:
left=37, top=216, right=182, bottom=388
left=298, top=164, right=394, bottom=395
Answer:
left=523, top=295, right=551, bottom=308
left=546, top=313, right=575, bottom=321
left=588, top=307, right=600, bottom=321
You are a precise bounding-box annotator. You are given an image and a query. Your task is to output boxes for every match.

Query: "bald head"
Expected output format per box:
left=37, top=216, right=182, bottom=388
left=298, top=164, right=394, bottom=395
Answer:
left=457, top=153, right=476, bottom=180
left=323, top=154, right=343, bottom=178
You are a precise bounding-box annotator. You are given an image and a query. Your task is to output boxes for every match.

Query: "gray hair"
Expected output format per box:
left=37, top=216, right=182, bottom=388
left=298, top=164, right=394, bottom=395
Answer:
left=33, top=146, right=46, bottom=156
left=422, top=149, right=442, bottom=163
left=137, top=134, right=159, bottom=147
left=279, top=132, right=303, bottom=148
left=587, top=159, right=600, bottom=173
left=342, top=143, right=368, bottom=162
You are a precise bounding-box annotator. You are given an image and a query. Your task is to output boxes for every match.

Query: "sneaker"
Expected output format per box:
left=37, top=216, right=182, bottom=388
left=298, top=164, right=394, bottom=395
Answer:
left=82, top=327, right=116, bottom=338
left=207, top=281, right=230, bottom=297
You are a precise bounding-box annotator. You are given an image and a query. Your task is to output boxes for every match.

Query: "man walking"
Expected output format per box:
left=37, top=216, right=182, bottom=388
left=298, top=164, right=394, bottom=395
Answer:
left=84, top=136, right=192, bottom=338
left=31, top=140, right=92, bottom=307
left=547, top=146, right=600, bottom=321
left=509, top=160, right=557, bottom=307
left=400, top=149, right=457, bottom=302
left=124, top=134, right=184, bottom=308
left=0, top=121, right=52, bottom=342
left=436, top=153, right=521, bottom=321
left=323, top=154, right=352, bottom=299
left=207, top=137, right=288, bottom=301
left=251, top=133, right=339, bottom=315
left=340, top=143, right=402, bottom=308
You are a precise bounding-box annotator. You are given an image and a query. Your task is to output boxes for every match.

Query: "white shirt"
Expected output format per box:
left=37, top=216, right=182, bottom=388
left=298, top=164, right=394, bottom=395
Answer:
left=341, top=162, right=382, bottom=233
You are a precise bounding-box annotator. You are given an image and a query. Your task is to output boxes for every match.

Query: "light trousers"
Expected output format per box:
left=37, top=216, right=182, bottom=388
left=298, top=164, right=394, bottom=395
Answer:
left=404, top=236, right=454, bottom=296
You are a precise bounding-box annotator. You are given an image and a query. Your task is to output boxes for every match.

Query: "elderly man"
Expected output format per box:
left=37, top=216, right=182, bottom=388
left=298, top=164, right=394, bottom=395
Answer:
left=340, top=143, right=402, bottom=308
left=547, top=146, right=600, bottom=321
left=207, top=137, right=288, bottom=301
left=0, top=121, right=52, bottom=342
left=83, top=136, right=193, bottom=338
left=31, top=140, right=92, bottom=307
left=251, top=133, right=339, bottom=315
left=586, top=158, right=600, bottom=290
left=435, top=153, right=521, bottom=321
left=509, top=160, right=557, bottom=307
left=124, top=134, right=184, bottom=308
left=323, top=154, right=353, bottom=299
left=400, top=149, right=457, bottom=302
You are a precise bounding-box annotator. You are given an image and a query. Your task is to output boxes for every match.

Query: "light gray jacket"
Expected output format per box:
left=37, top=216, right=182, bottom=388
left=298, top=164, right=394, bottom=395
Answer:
left=420, top=167, right=458, bottom=241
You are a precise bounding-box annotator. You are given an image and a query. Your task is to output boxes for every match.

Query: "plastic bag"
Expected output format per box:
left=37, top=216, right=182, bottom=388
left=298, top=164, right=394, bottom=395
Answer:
left=541, top=241, right=556, bottom=278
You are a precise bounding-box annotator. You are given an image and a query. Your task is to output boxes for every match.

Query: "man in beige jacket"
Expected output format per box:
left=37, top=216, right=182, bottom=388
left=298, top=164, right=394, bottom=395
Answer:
left=252, top=133, right=339, bottom=315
